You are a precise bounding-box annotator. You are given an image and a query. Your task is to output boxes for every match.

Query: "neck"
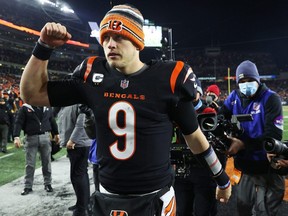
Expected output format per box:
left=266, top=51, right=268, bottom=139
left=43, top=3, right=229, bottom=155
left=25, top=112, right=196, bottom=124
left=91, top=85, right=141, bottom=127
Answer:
left=120, top=60, right=145, bottom=75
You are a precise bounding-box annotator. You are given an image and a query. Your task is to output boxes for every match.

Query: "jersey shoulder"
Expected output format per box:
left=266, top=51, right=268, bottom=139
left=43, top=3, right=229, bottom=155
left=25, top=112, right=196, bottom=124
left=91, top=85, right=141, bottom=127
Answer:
left=72, top=56, right=107, bottom=82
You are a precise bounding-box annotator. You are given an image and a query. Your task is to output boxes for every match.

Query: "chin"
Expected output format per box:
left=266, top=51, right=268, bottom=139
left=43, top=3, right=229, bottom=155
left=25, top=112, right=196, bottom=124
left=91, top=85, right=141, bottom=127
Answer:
left=108, top=61, right=118, bottom=67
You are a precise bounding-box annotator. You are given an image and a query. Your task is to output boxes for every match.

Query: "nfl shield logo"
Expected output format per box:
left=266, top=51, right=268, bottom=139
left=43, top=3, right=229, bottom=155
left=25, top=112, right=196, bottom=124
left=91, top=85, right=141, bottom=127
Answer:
left=253, top=102, right=260, bottom=111
left=120, top=79, right=129, bottom=89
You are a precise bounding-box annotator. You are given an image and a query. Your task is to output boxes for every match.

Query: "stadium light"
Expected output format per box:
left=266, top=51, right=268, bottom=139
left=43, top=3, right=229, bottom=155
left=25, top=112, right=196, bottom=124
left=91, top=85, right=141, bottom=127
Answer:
left=38, top=0, right=74, bottom=14
left=60, top=5, right=74, bottom=14
left=38, top=0, right=56, bottom=7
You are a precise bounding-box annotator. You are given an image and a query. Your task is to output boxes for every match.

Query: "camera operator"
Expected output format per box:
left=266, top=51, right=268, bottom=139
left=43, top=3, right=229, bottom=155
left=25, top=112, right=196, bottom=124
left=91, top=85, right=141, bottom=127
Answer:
left=219, top=60, right=285, bottom=216
left=173, top=79, right=226, bottom=216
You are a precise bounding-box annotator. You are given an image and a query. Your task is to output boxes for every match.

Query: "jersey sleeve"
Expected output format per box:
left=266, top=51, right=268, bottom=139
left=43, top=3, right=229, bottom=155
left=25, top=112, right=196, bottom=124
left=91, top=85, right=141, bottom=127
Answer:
left=170, top=100, right=199, bottom=135
left=72, top=56, right=98, bottom=81
left=48, top=56, right=100, bottom=107
left=169, top=62, right=199, bottom=134
left=178, top=63, right=198, bottom=101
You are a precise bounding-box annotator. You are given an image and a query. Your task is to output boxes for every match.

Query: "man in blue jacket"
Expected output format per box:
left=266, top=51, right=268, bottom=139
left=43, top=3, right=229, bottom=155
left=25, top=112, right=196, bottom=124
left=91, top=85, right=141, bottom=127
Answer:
left=220, top=60, right=285, bottom=216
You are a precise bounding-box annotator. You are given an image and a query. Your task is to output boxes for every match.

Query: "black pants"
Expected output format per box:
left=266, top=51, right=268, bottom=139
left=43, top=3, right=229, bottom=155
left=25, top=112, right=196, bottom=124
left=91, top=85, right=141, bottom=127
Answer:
left=235, top=173, right=285, bottom=216
left=174, top=167, right=217, bottom=216
left=93, top=164, right=99, bottom=191
left=67, top=146, right=90, bottom=212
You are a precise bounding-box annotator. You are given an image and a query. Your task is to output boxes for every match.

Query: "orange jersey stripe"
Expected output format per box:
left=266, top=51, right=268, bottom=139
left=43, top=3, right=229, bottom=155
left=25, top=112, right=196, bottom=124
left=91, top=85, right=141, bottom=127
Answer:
left=170, top=61, right=184, bottom=93
left=83, top=56, right=98, bottom=82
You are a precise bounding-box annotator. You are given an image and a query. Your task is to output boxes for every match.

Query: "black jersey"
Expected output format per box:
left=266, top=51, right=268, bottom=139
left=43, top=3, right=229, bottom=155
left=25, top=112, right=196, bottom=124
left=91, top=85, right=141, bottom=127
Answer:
left=48, top=56, right=199, bottom=194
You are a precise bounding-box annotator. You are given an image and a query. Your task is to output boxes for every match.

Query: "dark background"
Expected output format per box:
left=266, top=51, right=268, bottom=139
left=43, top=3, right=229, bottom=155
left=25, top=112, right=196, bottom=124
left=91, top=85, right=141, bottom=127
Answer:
left=67, top=0, right=288, bottom=67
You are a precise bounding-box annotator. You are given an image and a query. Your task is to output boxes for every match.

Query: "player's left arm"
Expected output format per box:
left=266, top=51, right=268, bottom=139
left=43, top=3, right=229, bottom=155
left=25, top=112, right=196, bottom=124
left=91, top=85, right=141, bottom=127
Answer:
left=171, top=100, right=231, bottom=202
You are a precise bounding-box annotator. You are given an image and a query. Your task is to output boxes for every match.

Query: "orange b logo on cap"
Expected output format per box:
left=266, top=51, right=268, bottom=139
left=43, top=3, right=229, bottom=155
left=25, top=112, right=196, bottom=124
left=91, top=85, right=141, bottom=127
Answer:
left=108, top=20, right=123, bottom=31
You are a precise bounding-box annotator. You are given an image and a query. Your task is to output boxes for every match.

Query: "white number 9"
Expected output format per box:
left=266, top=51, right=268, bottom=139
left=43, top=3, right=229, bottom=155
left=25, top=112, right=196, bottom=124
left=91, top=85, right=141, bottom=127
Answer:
left=109, top=101, right=136, bottom=160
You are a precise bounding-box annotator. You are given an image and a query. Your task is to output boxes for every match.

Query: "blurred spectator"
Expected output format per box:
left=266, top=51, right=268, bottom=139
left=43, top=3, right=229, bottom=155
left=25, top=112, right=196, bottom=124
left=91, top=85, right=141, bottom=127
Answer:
left=205, top=84, right=223, bottom=112
left=0, top=97, right=11, bottom=153
left=13, top=104, right=59, bottom=195
left=57, top=104, right=92, bottom=215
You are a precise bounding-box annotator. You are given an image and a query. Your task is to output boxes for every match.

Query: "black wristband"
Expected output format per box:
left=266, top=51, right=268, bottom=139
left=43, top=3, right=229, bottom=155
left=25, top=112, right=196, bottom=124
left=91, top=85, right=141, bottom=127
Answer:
left=214, top=170, right=231, bottom=189
left=32, top=39, right=54, bottom=61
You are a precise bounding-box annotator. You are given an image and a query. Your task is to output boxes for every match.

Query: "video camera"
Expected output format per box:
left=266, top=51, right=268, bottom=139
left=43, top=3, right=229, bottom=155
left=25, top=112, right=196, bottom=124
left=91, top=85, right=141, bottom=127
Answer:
left=263, top=137, right=288, bottom=159
left=197, top=113, right=253, bottom=153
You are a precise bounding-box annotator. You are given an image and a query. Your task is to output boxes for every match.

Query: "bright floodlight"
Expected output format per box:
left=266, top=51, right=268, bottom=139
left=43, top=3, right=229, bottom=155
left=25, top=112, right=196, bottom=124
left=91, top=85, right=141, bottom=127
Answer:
left=61, top=5, right=74, bottom=13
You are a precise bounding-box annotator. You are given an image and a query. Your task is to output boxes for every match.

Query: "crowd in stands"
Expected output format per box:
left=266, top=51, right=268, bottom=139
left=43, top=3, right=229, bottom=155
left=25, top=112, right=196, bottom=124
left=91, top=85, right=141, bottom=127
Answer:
left=176, top=49, right=280, bottom=77
left=1, top=71, right=288, bottom=112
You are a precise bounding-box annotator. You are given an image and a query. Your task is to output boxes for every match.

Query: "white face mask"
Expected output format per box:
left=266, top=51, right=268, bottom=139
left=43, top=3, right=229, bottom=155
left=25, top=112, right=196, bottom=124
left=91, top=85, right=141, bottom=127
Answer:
left=238, top=81, right=259, bottom=96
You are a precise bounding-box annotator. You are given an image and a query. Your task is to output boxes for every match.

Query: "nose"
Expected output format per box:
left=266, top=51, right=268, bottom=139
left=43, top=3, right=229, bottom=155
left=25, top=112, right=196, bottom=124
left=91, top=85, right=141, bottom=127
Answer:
left=107, top=37, right=116, bottom=48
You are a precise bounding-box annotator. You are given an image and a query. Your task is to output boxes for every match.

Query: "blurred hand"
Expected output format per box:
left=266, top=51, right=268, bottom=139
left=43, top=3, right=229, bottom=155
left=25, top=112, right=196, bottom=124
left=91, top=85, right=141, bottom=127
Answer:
left=267, top=153, right=276, bottom=162
left=40, top=22, right=72, bottom=48
left=276, top=159, right=288, bottom=168
left=226, top=136, right=245, bottom=156
left=267, top=153, right=288, bottom=169
left=216, top=183, right=232, bottom=203
left=79, top=104, right=93, bottom=117
left=54, top=134, right=60, bottom=144
left=66, top=140, right=75, bottom=150
left=14, top=137, right=21, bottom=148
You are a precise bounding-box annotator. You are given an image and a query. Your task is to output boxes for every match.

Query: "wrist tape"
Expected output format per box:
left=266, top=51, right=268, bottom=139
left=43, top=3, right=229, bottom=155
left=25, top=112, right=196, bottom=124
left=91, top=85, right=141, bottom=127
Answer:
left=195, top=145, right=230, bottom=189
left=32, top=39, right=54, bottom=60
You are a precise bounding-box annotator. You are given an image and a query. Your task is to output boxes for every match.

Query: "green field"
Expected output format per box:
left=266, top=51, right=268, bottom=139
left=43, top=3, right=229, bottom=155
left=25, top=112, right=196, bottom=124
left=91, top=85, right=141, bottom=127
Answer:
left=1, top=106, right=288, bottom=186
left=0, top=143, right=66, bottom=186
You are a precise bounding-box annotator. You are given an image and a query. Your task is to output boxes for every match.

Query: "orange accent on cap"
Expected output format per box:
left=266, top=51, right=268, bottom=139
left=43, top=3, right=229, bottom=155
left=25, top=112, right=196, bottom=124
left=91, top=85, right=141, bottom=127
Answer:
left=99, top=5, right=145, bottom=50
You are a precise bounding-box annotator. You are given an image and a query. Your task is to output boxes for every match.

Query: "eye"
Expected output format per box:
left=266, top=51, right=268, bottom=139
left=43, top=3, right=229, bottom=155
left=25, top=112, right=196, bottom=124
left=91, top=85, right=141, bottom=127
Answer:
left=103, top=35, right=110, bottom=42
left=114, top=34, right=124, bottom=41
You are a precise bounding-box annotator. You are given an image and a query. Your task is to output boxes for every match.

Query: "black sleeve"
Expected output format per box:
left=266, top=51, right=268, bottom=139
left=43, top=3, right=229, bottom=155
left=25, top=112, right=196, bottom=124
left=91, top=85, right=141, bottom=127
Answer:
left=84, top=114, right=97, bottom=139
left=245, top=93, right=283, bottom=151
left=263, top=93, right=283, bottom=141
left=52, top=107, right=61, bottom=117
left=13, top=107, right=25, bottom=137
left=50, top=117, right=59, bottom=136
left=48, top=79, right=87, bottom=107
left=170, top=100, right=198, bottom=135
left=48, top=57, right=91, bottom=107
left=71, top=57, right=89, bottom=79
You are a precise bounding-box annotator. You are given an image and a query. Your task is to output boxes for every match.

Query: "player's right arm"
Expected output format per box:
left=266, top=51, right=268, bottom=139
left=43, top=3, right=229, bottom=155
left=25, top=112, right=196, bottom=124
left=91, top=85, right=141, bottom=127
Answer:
left=20, top=22, right=71, bottom=106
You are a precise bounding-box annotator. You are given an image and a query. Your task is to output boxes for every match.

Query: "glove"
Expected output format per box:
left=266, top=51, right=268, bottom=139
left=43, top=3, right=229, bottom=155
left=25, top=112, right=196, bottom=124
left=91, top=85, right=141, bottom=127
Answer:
left=79, top=104, right=93, bottom=117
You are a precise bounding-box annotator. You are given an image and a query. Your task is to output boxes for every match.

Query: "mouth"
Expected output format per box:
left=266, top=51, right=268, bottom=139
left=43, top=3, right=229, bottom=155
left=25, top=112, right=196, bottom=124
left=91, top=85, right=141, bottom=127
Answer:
left=108, top=53, right=120, bottom=59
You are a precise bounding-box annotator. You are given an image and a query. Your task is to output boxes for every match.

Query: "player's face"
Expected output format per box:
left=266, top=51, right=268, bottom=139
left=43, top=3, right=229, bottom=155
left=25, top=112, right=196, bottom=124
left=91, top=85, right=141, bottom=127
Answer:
left=102, top=33, right=139, bottom=73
